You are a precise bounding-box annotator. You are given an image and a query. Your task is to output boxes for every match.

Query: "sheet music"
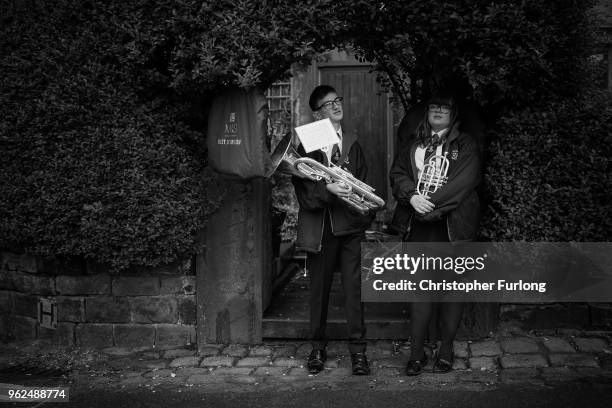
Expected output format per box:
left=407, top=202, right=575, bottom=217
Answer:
left=294, top=118, right=340, bottom=153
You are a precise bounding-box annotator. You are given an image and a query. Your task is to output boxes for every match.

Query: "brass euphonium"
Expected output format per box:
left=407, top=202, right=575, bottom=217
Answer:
left=268, top=133, right=385, bottom=214
left=417, top=152, right=449, bottom=198
left=294, top=158, right=386, bottom=214
left=267, top=132, right=328, bottom=181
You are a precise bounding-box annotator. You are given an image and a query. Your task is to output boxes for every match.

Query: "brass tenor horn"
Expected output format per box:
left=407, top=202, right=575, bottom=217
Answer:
left=417, top=152, right=449, bottom=198
left=268, top=133, right=385, bottom=214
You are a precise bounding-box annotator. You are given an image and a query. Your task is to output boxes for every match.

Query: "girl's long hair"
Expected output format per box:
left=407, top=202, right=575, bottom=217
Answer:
left=415, top=93, right=459, bottom=147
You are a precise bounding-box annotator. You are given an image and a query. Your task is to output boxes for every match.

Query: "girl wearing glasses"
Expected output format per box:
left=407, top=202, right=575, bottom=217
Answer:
left=389, top=92, right=481, bottom=375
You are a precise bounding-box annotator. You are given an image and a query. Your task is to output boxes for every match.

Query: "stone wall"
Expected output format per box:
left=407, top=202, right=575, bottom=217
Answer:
left=0, top=252, right=196, bottom=349
left=500, top=303, right=612, bottom=331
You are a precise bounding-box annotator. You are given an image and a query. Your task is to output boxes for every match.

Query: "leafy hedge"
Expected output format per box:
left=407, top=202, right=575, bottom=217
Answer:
left=344, top=0, right=610, bottom=241
left=348, top=0, right=596, bottom=110
left=159, top=0, right=343, bottom=93
left=481, top=87, right=612, bottom=241
left=1, top=0, right=608, bottom=271
left=0, top=0, right=344, bottom=269
left=0, top=0, right=219, bottom=270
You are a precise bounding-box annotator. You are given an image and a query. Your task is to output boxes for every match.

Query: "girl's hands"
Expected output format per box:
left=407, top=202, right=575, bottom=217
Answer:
left=410, top=194, right=435, bottom=214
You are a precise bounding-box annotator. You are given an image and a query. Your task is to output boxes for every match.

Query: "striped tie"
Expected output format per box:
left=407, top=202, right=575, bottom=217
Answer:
left=331, top=144, right=340, bottom=165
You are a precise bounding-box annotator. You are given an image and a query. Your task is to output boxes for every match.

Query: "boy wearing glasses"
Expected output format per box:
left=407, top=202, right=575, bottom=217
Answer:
left=292, top=85, right=374, bottom=375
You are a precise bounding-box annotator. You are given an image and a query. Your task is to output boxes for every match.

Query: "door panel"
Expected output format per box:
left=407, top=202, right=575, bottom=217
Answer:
left=319, top=66, right=390, bottom=201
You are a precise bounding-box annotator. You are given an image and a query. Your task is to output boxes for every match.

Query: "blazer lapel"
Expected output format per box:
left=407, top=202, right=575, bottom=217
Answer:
left=337, top=128, right=358, bottom=166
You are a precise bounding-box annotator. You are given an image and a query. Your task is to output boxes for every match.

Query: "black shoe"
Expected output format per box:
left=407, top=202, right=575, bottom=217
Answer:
left=405, top=355, right=428, bottom=376
left=433, top=353, right=453, bottom=373
left=307, top=349, right=326, bottom=373
left=351, top=352, right=370, bottom=375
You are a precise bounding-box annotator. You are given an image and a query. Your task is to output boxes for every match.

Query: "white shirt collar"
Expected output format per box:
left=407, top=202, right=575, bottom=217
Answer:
left=431, top=128, right=449, bottom=138
left=321, top=126, right=342, bottom=162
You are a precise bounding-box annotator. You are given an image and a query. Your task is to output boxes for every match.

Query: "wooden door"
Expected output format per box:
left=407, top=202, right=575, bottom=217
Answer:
left=319, top=66, right=391, bottom=202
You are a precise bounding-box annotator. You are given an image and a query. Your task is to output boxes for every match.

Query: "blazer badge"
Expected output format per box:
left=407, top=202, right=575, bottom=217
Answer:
left=451, top=149, right=459, bottom=160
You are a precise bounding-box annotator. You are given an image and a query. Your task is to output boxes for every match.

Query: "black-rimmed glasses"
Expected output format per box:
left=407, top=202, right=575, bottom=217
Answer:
left=316, top=97, right=344, bottom=110
left=428, top=104, right=452, bottom=114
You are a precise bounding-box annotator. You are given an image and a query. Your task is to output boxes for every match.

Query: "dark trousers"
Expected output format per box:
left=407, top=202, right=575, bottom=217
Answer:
left=408, top=217, right=463, bottom=361
left=308, top=212, right=366, bottom=353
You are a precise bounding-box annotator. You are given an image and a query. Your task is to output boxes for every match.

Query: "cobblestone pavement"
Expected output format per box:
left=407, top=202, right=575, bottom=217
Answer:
left=1, top=327, right=612, bottom=394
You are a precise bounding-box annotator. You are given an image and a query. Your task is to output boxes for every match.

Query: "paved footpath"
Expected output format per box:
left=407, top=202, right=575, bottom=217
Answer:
left=1, top=329, right=612, bottom=394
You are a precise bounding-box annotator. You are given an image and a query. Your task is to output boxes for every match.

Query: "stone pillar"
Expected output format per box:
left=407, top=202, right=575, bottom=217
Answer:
left=459, top=303, right=500, bottom=339
left=197, top=178, right=271, bottom=347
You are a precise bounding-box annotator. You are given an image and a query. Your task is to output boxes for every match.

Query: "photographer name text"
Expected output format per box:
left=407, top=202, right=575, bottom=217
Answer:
left=372, top=279, right=547, bottom=293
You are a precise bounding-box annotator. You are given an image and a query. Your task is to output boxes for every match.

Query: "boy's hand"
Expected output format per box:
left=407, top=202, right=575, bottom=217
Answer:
left=326, top=182, right=352, bottom=198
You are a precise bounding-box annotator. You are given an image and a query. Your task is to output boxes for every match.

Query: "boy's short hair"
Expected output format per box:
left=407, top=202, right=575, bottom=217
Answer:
left=309, top=85, right=337, bottom=111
